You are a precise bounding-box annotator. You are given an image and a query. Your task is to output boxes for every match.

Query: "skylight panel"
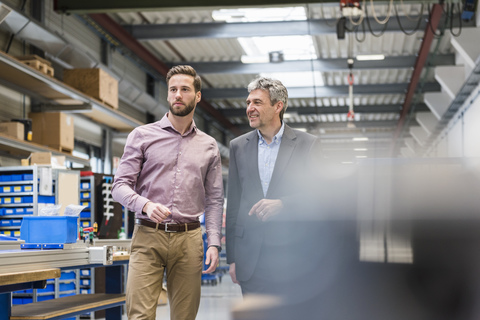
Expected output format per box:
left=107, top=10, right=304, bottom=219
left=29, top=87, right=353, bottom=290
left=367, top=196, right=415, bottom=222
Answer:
left=212, top=7, right=306, bottom=22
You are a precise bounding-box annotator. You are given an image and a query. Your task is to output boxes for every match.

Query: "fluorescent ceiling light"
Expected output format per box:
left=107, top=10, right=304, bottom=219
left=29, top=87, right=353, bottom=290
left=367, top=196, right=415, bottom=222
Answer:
left=283, top=112, right=298, bottom=119
left=239, top=35, right=317, bottom=63
left=356, top=54, right=385, bottom=61
left=260, top=71, right=324, bottom=87
left=295, top=128, right=307, bottom=132
left=212, top=7, right=306, bottom=22
left=354, top=148, right=368, bottom=151
left=241, top=55, right=269, bottom=64
left=356, top=155, right=368, bottom=158
left=352, top=137, right=369, bottom=141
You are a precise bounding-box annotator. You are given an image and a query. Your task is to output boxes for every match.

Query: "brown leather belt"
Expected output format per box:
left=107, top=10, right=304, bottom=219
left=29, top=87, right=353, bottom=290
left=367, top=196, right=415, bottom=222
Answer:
left=135, top=218, right=201, bottom=232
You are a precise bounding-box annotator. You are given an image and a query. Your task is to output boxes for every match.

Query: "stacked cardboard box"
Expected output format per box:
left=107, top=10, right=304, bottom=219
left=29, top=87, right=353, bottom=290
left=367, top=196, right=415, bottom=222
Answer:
left=63, top=68, right=119, bottom=109
left=29, top=112, right=74, bottom=153
left=0, top=122, right=24, bottom=140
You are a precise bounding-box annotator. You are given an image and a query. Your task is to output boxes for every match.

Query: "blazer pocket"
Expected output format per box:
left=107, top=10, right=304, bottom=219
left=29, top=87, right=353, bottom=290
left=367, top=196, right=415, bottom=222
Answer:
left=235, top=225, right=244, bottom=238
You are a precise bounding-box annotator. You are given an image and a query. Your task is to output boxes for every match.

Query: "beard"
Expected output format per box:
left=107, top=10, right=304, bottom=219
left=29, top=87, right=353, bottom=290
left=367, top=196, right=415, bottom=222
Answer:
left=170, top=100, right=196, bottom=117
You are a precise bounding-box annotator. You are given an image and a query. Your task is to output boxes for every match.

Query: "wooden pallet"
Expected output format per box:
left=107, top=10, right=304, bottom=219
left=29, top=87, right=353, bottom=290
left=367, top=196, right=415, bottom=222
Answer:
left=16, top=55, right=54, bottom=77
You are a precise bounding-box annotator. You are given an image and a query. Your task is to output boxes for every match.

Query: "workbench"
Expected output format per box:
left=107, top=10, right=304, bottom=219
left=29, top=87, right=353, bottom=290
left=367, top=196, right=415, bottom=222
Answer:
left=0, top=241, right=130, bottom=320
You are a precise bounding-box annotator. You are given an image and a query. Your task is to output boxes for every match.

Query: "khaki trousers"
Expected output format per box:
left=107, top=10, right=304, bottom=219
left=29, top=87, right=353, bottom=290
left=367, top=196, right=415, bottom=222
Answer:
left=126, top=224, right=204, bottom=320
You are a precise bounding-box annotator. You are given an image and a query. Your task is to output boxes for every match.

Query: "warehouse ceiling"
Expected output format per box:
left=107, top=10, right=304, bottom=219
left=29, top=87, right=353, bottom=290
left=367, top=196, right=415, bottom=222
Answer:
left=53, top=0, right=476, bottom=162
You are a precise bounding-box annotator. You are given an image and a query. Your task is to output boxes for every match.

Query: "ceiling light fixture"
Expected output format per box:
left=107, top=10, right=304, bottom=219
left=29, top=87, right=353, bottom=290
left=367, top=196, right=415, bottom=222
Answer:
left=352, top=137, right=369, bottom=141
left=241, top=55, right=269, bottom=64
left=356, top=54, right=385, bottom=61
left=354, top=148, right=368, bottom=151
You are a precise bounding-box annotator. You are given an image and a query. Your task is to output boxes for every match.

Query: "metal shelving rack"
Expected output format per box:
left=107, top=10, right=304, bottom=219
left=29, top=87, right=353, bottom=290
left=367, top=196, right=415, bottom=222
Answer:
left=79, top=174, right=96, bottom=320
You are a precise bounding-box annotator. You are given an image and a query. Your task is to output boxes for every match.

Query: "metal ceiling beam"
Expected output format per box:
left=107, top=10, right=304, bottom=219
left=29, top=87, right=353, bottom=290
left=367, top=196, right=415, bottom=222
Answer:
left=392, top=3, right=444, bottom=151
left=53, top=0, right=446, bottom=14
left=124, top=16, right=445, bottom=40
left=220, top=103, right=430, bottom=117
left=176, top=55, right=454, bottom=74
left=87, top=13, right=241, bottom=136
left=202, top=82, right=441, bottom=100
left=235, top=120, right=400, bottom=131
left=180, top=55, right=454, bottom=74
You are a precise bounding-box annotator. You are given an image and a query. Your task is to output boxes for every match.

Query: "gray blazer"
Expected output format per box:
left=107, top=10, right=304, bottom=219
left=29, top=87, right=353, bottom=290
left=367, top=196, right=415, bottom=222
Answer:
left=225, top=124, right=318, bottom=282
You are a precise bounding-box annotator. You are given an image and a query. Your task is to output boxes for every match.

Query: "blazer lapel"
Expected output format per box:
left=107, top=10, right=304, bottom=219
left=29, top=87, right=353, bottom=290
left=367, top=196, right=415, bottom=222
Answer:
left=245, top=131, right=264, bottom=196
left=267, top=125, right=297, bottom=197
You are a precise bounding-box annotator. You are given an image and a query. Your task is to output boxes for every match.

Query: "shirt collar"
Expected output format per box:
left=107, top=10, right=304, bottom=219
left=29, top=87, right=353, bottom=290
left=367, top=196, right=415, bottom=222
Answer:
left=257, top=121, right=285, bottom=146
left=160, top=112, right=197, bottom=135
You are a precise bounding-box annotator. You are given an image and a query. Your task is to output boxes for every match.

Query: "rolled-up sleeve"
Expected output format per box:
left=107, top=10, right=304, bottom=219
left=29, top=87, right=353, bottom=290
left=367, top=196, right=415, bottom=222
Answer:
left=112, top=129, right=150, bottom=214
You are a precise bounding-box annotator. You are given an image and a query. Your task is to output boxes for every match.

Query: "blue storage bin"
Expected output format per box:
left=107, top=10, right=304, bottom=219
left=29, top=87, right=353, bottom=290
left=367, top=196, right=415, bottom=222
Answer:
left=11, top=219, right=22, bottom=226
left=20, top=216, right=78, bottom=244
left=11, top=174, right=22, bottom=181
left=80, top=289, right=92, bottom=294
left=38, top=195, right=55, bottom=203
left=1, top=186, right=11, bottom=193
left=60, top=271, right=76, bottom=280
left=22, top=196, right=33, bottom=203
left=0, top=175, right=12, bottom=181
left=81, top=201, right=91, bottom=208
left=81, top=182, right=91, bottom=189
left=80, top=210, right=91, bottom=218
left=80, top=192, right=91, bottom=199
left=0, top=220, right=11, bottom=227
left=12, top=297, right=23, bottom=305
left=37, top=284, right=55, bottom=293
left=22, top=173, right=33, bottom=181
left=23, top=185, right=33, bottom=192
left=37, top=294, right=54, bottom=301
left=12, top=186, right=22, bottom=193
left=60, top=282, right=76, bottom=291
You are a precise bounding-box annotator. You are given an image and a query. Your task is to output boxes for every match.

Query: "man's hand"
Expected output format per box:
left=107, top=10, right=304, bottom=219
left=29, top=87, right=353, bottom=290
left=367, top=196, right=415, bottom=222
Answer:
left=248, top=199, right=283, bottom=221
left=203, top=246, right=219, bottom=274
left=143, top=201, right=171, bottom=223
left=229, top=262, right=239, bottom=284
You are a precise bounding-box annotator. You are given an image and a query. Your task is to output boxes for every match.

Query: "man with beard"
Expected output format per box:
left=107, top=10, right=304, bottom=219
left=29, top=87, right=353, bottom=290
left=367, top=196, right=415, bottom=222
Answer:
left=112, top=65, right=224, bottom=320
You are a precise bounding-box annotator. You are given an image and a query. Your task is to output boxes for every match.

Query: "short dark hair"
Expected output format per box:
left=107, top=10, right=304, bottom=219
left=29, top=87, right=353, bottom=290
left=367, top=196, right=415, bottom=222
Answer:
left=248, top=77, right=288, bottom=121
left=166, top=65, right=202, bottom=92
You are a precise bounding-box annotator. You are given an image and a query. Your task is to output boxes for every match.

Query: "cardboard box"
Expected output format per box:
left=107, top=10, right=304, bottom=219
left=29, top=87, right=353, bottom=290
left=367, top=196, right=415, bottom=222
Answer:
left=63, top=68, right=118, bottom=109
left=30, top=152, right=52, bottom=165
left=0, top=122, right=24, bottom=140
left=29, top=112, right=74, bottom=152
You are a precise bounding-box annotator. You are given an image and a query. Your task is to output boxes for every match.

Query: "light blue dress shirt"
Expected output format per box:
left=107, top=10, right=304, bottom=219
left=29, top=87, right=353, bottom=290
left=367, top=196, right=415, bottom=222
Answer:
left=257, top=122, right=285, bottom=196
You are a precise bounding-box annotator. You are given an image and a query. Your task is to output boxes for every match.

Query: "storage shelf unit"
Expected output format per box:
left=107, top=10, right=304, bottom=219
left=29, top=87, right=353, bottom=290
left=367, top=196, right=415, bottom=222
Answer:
left=79, top=175, right=96, bottom=320
left=0, top=50, right=142, bottom=132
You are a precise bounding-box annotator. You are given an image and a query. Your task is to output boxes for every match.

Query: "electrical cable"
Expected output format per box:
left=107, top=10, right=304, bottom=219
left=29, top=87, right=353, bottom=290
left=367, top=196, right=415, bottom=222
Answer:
left=348, top=0, right=366, bottom=26
left=364, top=5, right=389, bottom=37
left=449, top=3, right=462, bottom=37
left=394, top=3, right=424, bottom=36
left=369, top=0, right=393, bottom=24
left=399, top=0, right=424, bottom=22
left=426, top=3, right=446, bottom=38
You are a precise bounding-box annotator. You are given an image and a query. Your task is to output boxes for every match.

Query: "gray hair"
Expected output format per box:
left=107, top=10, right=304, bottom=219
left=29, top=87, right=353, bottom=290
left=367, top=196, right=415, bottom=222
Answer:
left=247, top=77, right=288, bottom=121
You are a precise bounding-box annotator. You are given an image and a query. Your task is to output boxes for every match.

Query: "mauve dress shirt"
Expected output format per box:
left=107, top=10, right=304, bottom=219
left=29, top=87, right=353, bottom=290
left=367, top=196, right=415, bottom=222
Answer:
left=112, top=113, right=224, bottom=247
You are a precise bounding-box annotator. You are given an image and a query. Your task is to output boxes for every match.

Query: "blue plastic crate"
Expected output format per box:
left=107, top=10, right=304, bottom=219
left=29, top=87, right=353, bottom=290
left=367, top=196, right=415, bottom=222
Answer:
left=22, top=173, right=33, bottom=181
left=20, top=216, right=78, bottom=244
left=80, top=192, right=91, bottom=199
left=22, top=196, right=33, bottom=203
left=11, top=174, right=22, bottom=181
left=38, top=195, right=55, bottom=203
left=0, top=220, right=11, bottom=227
left=60, top=271, right=76, bottom=280
left=1, top=186, right=11, bottom=193
left=37, top=284, right=55, bottom=293
left=12, top=297, right=23, bottom=305
left=37, top=294, right=55, bottom=301
left=60, top=282, right=76, bottom=291
left=80, top=210, right=91, bottom=218
left=81, top=182, right=91, bottom=189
